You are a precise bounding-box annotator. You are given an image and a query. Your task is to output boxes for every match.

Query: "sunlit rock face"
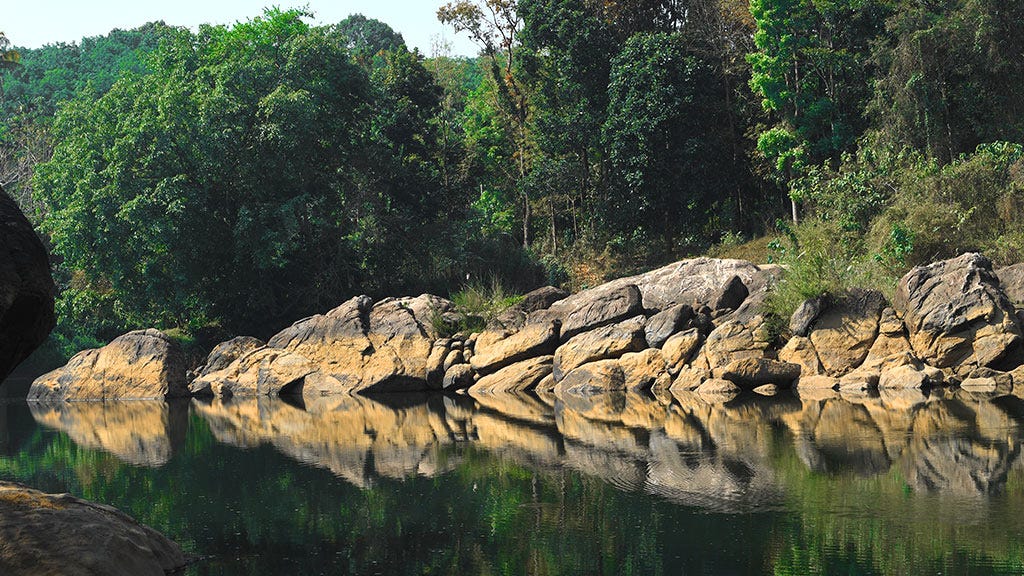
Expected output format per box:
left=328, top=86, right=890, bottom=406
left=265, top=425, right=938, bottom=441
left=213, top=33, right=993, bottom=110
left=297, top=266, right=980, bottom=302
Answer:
left=29, top=329, right=190, bottom=401
left=192, top=295, right=454, bottom=398
left=0, top=481, right=187, bottom=576
left=896, top=253, right=1023, bottom=373
left=29, top=400, right=185, bottom=466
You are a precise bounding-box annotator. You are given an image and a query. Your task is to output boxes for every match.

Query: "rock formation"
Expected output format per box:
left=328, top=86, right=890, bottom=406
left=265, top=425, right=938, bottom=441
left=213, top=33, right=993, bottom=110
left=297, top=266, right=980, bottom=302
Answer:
left=0, top=185, right=55, bottom=382
left=0, top=481, right=188, bottom=576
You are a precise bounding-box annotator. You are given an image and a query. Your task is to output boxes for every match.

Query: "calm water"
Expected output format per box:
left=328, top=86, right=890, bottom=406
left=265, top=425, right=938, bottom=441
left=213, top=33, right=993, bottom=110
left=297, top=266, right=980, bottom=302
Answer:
left=3, top=387, right=1024, bottom=575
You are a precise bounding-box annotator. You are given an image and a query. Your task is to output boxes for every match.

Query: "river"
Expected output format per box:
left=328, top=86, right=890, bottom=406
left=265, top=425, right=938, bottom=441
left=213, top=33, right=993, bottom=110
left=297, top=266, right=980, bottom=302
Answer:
left=2, top=387, right=1024, bottom=575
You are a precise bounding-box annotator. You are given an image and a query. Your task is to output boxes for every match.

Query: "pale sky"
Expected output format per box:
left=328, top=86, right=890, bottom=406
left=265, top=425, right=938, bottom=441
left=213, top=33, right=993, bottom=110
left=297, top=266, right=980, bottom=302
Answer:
left=4, top=0, right=478, bottom=56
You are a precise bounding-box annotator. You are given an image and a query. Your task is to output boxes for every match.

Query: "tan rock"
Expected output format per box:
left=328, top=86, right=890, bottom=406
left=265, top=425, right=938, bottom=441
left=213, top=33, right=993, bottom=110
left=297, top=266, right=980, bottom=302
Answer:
left=617, top=348, right=668, bottom=392
left=442, top=364, right=475, bottom=390
left=552, top=316, right=646, bottom=381
left=715, top=357, right=800, bottom=389
left=661, top=328, right=703, bottom=374
left=0, top=481, right=186, bottom=576
left=670, top=365, right=709, bottom=391
left=795, top=375, right=838, bottom=391
left=553, top=359, right=625, bottom=397
left=896, top=253, right=1023, bottom=371
left=703, top=317, right=771, bottom=368
left=778, top=336, right=823, bottom=376
left=30, top=329, right=188, bottom=401
left=470, top=321, right=559, bottom=374
left=470, top=356, right=553, bottom=395
left=807, top=289, right=886, bottom=376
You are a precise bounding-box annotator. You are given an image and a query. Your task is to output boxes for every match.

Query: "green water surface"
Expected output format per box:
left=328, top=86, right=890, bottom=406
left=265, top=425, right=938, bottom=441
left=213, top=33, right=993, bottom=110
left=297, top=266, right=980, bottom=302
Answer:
left=2, top=388, right=1024, bottom=575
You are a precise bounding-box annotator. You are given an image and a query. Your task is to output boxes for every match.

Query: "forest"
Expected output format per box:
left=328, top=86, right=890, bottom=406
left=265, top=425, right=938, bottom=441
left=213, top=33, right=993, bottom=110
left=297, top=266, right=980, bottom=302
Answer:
left=1, top=0, right=1023, bottom=365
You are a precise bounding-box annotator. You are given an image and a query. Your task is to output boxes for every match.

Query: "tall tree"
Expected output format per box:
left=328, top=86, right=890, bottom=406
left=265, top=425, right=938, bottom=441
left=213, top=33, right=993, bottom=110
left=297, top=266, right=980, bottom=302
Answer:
left=439, top=0, right=535, bottom=247
left=748, top=0, right=891, bottom=222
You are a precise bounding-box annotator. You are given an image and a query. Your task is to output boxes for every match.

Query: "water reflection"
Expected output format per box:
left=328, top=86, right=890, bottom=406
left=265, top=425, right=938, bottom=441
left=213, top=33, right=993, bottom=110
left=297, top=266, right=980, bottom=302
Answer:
left=27, top=388, right=1024, bottom=502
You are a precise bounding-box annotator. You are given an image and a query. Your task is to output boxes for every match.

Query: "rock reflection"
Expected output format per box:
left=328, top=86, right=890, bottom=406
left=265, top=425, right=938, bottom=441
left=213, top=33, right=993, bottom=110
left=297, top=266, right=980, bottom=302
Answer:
left=29, top=400, right=186, bottom=466
left=28, top=386, right=1024, bottom=503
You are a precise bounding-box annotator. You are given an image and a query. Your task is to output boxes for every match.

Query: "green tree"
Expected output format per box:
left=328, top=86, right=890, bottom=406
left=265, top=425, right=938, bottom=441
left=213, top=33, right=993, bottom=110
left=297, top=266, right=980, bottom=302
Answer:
left=748, top=0, right=892, bottom=222
left=603, top=32, right=729, bottom=254
left=335, top=14, right=407, bottom=65
left=34, top=9, right=374, bottom=336
left=870, top=0, right=1024, bottom=163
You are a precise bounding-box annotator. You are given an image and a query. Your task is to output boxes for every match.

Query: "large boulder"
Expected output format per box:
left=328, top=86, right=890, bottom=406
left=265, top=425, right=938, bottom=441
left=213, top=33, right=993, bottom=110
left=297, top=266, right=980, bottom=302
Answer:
left=469, top=356, right=553, bottom=395
left=0, top=481, right=188, bottom=576
left=644, top=304, right=694, bottom=349
left=804, top=290, right=887, bottom=376
left=715, top=358, right=800, bottom=389
left=552, top=316, right=647, bottom=381
left=194, top=294, right=454, bottom=397
left=470, top=320, right=559, bottom=375
left=0, top=186, right=55, bottom=381
left=996, top=263, right=1024, bottom=308
left=895, top=253, right=1023, bottom=372
left=29, top=330, right=189, bottom=401
left=546, top=283, right=643, bottom=341
left=195, top=336, right=264, bottom=378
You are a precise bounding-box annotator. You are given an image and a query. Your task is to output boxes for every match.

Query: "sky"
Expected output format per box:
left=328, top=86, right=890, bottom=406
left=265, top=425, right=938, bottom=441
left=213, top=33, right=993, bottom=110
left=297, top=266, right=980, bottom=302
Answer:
left=4, top=0, right=479, bottom=56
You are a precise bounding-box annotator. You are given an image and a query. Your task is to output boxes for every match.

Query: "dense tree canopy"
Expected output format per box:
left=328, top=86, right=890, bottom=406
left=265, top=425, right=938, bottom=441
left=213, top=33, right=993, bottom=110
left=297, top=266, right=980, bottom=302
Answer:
left=2, top=0, right=1023, bottom=361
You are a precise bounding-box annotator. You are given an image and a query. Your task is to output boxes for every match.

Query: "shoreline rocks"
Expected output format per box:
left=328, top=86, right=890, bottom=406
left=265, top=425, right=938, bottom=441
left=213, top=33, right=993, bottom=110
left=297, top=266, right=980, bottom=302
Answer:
left=29, top=252, right=1024, bottom=405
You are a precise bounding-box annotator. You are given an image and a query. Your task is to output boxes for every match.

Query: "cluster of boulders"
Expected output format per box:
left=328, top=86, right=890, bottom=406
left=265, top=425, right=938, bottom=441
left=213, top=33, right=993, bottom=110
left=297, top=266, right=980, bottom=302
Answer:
left=28, top=253, right=1024, bottom=405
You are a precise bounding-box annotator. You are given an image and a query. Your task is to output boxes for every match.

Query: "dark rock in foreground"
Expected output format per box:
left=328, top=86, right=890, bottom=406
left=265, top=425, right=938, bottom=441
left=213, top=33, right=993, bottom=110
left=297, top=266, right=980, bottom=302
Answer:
left=0, top=481, right=188, bottom=576
left=0, top=185, right=55, bottom=381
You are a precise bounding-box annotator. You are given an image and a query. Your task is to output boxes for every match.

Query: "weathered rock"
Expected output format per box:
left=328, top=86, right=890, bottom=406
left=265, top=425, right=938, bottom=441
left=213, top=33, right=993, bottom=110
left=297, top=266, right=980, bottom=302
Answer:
left=710, top=275, right=749, bottom=312
left=196, top=336, right=264, bottom=378
left=554, top=359, right=626, bottom=397
left=644, top=304, right=694, bottom=349
left=548, top=284, right=643, bottom=341
left=790, top=296, right=825, bottom=337
left=778, top=336, right=823, bottom=376
left=661, top=328, right=703, bottom=374
left=807, top=289, right=887, bottom=376
left=895, top=253, right=1023, bottom=372
left=617, top=348, right=668, bottom=391
left=443, top=349, right=465, bottom=372
left=0, top=185, right=56, bottom=382
left=30, top=330, right=189, bottom=401
left=425, top=340, right=450, bottom=388
left=552, top=316, right=646, bottom=381
left=696, top=378, right=741, bottom=395
left=716, top=358, right=800, bottom=389
left=442, top=364, right=475, bottom=390
left=494, top=286, right=569, bottom=329
left=471, top=321, right=560, bottom=375
left=470, top=356, right=553, bottom=394
left=0, top=481, right=187, bottom=576
left=670, top=365, right=710, bottom=391
left=702, top=316, right=771, bottom=369
left=201, top=294, right=455, bottom=396
left=996, top=263, right=1024, bottom=308
left=795, top=375, right=839, bottom=390
left=878, top=364, right=938, bottom=389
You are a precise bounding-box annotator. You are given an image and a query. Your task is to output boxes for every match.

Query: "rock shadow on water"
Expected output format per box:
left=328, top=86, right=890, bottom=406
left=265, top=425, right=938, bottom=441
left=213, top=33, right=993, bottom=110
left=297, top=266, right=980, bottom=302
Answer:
left=28, top=399, right=188, bottom=467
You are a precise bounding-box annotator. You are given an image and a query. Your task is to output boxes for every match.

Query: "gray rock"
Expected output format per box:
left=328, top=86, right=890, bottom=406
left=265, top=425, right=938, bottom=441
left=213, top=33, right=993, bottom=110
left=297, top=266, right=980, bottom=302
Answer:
left=554, top=284, right=644, bottom=341
left=197, top=336, right=265, bottom=378
left=896, top=253, right=1023, bottom=372
left=442, top=364, right=475, bottom=390
left=716, top=358, right=801, bottom=389
left=644, top=304, right=694, bottom=349
left=710, top=275, right=749, bottom=311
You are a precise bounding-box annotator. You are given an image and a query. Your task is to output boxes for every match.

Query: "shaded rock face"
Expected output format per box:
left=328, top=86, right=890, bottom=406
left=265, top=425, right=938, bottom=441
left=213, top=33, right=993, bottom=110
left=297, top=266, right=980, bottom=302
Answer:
left=896, top=253, right=1023, bottom=372
left=0, top=186, right=55, bottom=381
left=0, top=481, right=187, bottom=576
left=29, top=329, right=189, bottom=401
left=196, top=336, right=264, bottom=378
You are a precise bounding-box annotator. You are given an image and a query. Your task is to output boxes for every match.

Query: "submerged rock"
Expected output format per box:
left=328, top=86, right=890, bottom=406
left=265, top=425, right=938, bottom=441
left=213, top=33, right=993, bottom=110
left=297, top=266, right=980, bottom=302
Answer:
left=29, top=329, right=189, bottom=401
left=0, top=481, right=188, bottom=576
